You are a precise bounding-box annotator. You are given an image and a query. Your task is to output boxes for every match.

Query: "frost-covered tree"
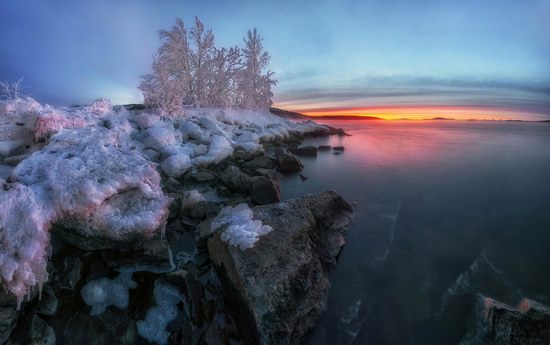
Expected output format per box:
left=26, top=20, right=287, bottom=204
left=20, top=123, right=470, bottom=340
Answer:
left=139, top=18, right=276, bottom=113
left=0, top=78, right=28, bottom=100
left=139, top=18, right=191, bottom=116
left=139, top=55, right=184, bottom=117
left=237, top=29, right=277, bottom=110
left=189, top=17, right=215, bottom=107
left=207, top=46, right=242, bottom=107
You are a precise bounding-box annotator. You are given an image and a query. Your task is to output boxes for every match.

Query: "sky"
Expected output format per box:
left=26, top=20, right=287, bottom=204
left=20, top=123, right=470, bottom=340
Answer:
left=1, top=0, right=549, bottom=120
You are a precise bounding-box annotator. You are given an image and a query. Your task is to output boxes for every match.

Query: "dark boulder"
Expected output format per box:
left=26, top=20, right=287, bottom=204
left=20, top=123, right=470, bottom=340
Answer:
left=463, top=295, right=550, bottom=345
left=287, top=146, right=318, bottom=157
left=221, top=166, right=253, bottom=193
left=250, top=177, right=281, bottom=205
left=242, top=156, right=274, bottom=170
left=7, top=313, right=56, bottom=345
left=333, top=146, right=345, bottom=151
left=317, top=145, right=332, bottom=151
left=274, top=148, right=303, bottom=173
left=208, top=191, right=353, bottom=345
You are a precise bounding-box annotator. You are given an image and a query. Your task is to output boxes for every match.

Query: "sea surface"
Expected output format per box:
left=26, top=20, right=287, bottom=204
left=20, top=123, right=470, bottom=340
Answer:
left=280, top=119, right=550, bottom=345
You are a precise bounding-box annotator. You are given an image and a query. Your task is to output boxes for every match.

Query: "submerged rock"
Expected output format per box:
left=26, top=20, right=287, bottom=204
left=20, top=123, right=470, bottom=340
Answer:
left=208, top=191, right=353, bottom=345
left=463, top=295, right=550, bottom=345
left=287, top=146, right=318, bottom=157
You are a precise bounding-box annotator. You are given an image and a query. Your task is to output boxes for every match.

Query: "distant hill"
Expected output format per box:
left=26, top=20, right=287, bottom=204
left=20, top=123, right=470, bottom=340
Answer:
left=430, top=117, right=455, bottom=120
left=269, top=107, right=310, bottom=119
left=312, top=115, right=384, bottom=120
left=270, top=108, right=385, bottom=121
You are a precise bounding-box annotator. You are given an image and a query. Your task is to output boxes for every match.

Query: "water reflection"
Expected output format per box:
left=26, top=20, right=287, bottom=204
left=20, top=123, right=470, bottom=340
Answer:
left=280, top=120, right=550, bottom=345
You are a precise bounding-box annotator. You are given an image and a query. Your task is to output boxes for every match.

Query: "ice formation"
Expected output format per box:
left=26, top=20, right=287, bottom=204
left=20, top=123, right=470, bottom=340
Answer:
left=137, top=280, right=184, bottom=345
left=0, top=179, right=52, bottom=308
left=211, top=203, right=273, bottom=250
left=80, top=272, right=137, bottom=315
left=14, top=126, right=170, bottom=240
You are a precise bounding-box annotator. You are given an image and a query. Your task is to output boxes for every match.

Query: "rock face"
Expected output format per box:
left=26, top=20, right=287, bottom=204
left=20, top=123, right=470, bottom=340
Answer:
left=207, top=191, right=354, bottom=345
left=287, top=146, right=318, bottom=157
left=274, top=148, right=303, bottom=173
left=464, top=295, right=550, bottom=345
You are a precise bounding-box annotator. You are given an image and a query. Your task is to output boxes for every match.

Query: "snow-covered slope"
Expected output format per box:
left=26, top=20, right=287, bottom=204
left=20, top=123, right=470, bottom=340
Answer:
left=0, top=97, right=327, bottom=303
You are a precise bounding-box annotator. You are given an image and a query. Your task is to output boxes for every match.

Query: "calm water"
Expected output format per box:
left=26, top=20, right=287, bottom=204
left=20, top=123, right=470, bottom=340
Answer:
left=280, top=120, right=550, bottom=345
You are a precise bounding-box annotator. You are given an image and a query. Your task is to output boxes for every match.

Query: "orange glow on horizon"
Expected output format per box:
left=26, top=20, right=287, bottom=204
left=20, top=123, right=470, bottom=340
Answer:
left=277, top=105, right=545, bottom=121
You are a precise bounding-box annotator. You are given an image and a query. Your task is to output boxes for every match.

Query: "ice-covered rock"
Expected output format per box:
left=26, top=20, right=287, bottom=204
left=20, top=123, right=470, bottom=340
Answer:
left=14, top=126, right=170, bottom=246
left=81, top=272, right=137, bottom=315
left=32, top=107, right=87, bottom=142
left=161, top=153, right=191, bottom=178
left=192, top=135, right=234, bottom=165
left=83, top=98, right=113, bottom=116
left=0, top=179, right=52, bottom=307
left=143, top=125, right=183, bottom=152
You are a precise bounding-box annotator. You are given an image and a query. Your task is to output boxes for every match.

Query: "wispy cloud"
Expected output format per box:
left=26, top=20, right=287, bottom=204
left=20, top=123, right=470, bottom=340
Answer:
left=274, top=75, right=550, bottom=118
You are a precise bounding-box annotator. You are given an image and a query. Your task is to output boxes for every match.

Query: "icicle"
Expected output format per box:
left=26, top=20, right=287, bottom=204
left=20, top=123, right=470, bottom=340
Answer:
left=38, top=282, right=43, bottom=301
left=16, top=295, right=22, bottom=311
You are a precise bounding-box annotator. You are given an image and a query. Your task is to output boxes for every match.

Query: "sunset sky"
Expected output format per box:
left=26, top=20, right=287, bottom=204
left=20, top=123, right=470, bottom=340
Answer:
left=1, top=0, right=549, bottom=120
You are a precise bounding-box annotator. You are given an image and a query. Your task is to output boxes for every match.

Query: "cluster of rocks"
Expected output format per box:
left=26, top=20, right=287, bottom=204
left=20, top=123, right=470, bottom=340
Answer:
left=0, top=131, right=354, bottom=345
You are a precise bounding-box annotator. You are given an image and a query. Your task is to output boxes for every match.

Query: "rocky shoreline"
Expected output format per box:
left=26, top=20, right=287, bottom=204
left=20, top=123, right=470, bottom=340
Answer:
left=0, top=124, right=354, bottom=345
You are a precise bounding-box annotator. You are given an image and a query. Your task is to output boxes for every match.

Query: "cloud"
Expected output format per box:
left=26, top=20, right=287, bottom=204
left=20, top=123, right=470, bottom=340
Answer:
left=275, top=75, right=550, bottom=117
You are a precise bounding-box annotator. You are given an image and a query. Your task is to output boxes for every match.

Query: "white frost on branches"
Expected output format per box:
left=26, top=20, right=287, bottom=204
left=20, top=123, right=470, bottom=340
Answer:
left=139, top=17, right=276, bottom=116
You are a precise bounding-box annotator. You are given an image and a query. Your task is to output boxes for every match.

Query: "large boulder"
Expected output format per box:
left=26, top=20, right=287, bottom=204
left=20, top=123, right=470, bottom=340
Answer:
left=463, top=295, right=550, bottom=345
left=207, top=191, right=353, bottom=345
left=274, top=148, right=303, bottom=173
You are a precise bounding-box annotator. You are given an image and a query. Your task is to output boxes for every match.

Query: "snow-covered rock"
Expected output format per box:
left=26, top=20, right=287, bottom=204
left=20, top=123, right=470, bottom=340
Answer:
left=0, top=97, right=330, bottom=301
left=137, top=279, right=184, bottom=345
left=161, top=153, right=191, bottom=178
left=211, top=203, right=272, bottom=250
left=0, top=179, right=52, bottom=307
left=81, top=272, right=137, bottom=315
left=14, top=126, right=171, bottom=243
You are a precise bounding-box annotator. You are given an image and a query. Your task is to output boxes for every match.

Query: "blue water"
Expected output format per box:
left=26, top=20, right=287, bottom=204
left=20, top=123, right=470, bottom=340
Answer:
left=280, top=120, right=550, bottom=344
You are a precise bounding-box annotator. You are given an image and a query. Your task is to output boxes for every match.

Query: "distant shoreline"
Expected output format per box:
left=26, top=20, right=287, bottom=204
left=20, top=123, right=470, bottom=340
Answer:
left=269, top=107, right=550, bottom=123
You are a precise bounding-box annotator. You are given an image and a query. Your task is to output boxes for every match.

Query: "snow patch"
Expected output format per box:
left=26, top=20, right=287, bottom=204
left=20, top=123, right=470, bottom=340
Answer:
left=137, top=280, right=183, bottom=345
left=161, top=154, right=191, bottom=178
left=211, top=203, right=272, bottom=250
left=81, top=271, right=137, bottom=315
left=0, top=179, right=52, bottom=308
